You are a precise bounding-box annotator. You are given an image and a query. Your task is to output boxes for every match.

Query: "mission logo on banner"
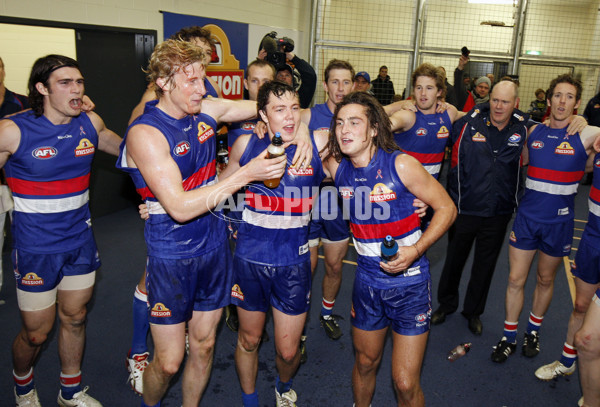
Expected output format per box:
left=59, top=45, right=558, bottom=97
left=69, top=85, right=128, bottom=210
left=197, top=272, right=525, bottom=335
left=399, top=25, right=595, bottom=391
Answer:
left=204, top=24, right=245, bottom=100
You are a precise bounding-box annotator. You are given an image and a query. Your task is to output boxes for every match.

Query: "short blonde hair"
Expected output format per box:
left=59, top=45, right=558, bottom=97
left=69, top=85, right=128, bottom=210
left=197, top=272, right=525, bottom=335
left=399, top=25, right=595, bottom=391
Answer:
left=146, top=39, right=205, bottom=97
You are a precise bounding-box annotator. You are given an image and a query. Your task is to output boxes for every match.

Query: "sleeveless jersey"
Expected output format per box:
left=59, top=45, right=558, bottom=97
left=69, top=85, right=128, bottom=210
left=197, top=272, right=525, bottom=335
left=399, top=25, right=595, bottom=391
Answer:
left=235, top=134, right=325, bottom=266
left=519, top=124, right=587, bottom=223
left=583, top=153, right=600, bottom=240
left=5, top=110, right=97, bottom=253
left=335, top=149, right=429, bottom=289
left=393, top=110, right=451, bottom=179
left=308, top=103, right=333, bottom=133
left=117, top=100, right=226, bottom=259
left=205, top=77, right=219, bottom=98
left=228, top=118, right=257, bottom=149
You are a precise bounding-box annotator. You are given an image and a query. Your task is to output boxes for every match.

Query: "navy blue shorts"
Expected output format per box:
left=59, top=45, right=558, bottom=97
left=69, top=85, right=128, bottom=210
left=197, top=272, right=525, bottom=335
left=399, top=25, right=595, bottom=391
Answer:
left=572, top=237, right=600, bottom=284
left=351, top=278, right=431, bottom=336
left=308, top=185, right=349, bottom=245
left=13, top=239, right=100, bottom=293
left=231, top=257, right=311, bottom=315
left=146, top=240, right=232, bottom=325
left=509, top=213, right=573, bottom=257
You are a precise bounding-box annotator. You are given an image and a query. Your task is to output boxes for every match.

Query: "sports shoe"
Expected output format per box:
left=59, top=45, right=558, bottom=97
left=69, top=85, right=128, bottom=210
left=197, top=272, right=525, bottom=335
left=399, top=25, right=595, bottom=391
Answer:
left=320, top=314, right=343, bottom=340
left=491, top=336, right=517, bottom=363
left=57, top=386, right=102, bottom=406
left=15, top=388, right=41, bottom=407
left=126, top=351, right=149, bottom=395
left=275, top=388, right=297, bottom=407
left=299, top=335, right=307, bottom=364
left=522, top=332, right=540, bottom=357
left=534, top=360, right=576, bottom=381
left=225, top=304, right=239, bottom=332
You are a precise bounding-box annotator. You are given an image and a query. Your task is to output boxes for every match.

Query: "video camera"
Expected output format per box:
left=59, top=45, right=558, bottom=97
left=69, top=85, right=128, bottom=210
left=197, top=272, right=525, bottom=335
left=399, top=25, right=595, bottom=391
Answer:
left=259, top=31, right=295, bottom=70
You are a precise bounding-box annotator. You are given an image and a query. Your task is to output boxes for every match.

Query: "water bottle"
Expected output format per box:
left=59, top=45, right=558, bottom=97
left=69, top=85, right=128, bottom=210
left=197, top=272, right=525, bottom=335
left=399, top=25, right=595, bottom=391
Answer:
left=381, top=235, right=399, bottom=262
left=216, top=139, right=229, bottom=175
left=447, top=342, right=471, bottom=361
left=264, top=132, right=285, bottom=189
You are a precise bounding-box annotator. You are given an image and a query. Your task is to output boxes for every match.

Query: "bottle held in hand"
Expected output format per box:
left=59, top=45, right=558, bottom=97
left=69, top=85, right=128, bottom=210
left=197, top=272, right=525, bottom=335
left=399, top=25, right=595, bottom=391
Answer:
left=216, top=139, right=229, bottom=175
left=381, top=235, right=399, bottom=262
left=264, top=132, right=285, bottom=189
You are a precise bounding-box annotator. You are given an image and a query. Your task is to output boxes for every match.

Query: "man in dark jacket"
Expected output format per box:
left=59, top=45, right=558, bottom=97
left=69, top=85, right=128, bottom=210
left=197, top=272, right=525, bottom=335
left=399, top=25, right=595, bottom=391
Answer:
left=431, top=81, right=528, bottom=335
left=0, top=57, right=29, bottom=117
left=371, top=65, right=395, bottom=105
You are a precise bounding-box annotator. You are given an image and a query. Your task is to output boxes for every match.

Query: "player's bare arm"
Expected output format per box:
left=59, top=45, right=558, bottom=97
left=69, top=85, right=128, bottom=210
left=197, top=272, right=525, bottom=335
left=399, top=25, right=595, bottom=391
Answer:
left=380, top=154, right=456, bottom=274
left=126, top=124, right=285, bottom=223
left=88, top=111, right=122, bottom=156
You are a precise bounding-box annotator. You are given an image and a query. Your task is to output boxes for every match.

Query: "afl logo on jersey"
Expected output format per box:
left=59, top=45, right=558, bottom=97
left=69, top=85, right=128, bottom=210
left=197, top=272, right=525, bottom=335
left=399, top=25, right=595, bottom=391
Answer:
left=339, top=187, right=354, bottom=199
left=197, top=122, right=215, bottom=144
left=416, top=128, right=427, bottom=136
left=594, top=158, right=600, bottom=168
left=21, top=272, right=44, bottom=286
left=369, top=183, right=397, bottom=202
left=555, top=141, right=575, bottom=155
left=32, top=146, right=58, bottom=159
left=174, top=141, right=191, bottom=156
left=531, top=140, right=544, bottom=149
left=74, top=138, right=95, bottom=157
left=150, top=303, right=172, bottom=318
left=437, top=126, right=449, bottom=139
left=241, top=122, right=256, bottom=131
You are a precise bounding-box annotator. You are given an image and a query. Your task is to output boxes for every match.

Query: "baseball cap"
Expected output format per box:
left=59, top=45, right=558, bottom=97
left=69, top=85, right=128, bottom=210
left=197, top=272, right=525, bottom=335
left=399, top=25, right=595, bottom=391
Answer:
left=355, top=71, right=370, bottom=83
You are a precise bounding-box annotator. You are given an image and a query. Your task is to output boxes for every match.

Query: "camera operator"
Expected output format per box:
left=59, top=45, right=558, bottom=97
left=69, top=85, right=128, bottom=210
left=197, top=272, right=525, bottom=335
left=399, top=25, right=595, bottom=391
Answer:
left=258, top=32, right=317, bottom=108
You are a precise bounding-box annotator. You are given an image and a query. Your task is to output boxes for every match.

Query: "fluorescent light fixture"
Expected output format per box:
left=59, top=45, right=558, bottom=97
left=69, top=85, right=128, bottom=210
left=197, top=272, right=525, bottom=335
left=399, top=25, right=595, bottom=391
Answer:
left=525, top=50, right=541, bottom=55
left=468, top=0, right=515, bottom=4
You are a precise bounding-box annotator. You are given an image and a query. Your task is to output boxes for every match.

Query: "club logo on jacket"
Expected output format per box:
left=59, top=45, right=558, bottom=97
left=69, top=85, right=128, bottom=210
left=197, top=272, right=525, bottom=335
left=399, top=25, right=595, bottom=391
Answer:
left=197, top=122, right=215, bottom=143
left=174, top=141, right=191, bottom=156
left=472, top=132, right=486, bottom=142
left=437, top=126, right=449, bottom=139
left=21, top=272, right=44, bottom=286
left=32, top=146, right=58, bottom=159
left=150, top=303, right=172, bottom=317
left=370, top=183, right=397, bottom=202
left=74, top=138, right=95, bottom=157
left=555, top=141, right=575, bottom=155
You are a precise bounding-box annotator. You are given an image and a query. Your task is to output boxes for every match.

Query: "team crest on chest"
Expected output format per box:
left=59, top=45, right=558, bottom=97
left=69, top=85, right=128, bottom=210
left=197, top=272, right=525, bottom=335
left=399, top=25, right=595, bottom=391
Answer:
left=288, top=166, right=314, bottom=176
left=437, top=126, right=449, bottom=139
left=370, top=183, right=397, bottom=202
left=197, top=122, right=215, bottom=143
left=555, top=141, right=575, bottom=155
left=472, top=132, right=486, bottom=142
left=74, top=138, right=95, bottom=157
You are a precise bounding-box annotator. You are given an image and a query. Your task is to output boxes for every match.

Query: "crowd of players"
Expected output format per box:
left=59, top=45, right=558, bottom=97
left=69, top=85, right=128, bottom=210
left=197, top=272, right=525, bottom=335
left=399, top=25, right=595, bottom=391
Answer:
left=2, top=24, right=600, bottom=407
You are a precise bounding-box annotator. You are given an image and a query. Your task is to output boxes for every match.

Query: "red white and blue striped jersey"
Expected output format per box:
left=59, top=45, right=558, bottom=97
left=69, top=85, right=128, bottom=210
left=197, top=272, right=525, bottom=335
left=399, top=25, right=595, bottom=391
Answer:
left=335, top=149, right=429, bottom=289
left=117, top=100, right=226, bottom=259
left=519, top=124, right=587, bottom=223
left=234, top=134, right=325, bottom=266
left=583, top=153, right=600, bottom=239
left=5, top=110, right=97, bottom=253
left=393, top=110, right=451, bottom=179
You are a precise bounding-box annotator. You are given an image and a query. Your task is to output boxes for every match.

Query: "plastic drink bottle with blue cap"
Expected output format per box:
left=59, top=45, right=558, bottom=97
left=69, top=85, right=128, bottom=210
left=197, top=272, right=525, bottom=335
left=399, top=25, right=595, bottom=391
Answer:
left=381, top=235, right=399, bottom=262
